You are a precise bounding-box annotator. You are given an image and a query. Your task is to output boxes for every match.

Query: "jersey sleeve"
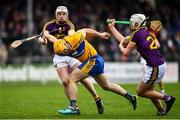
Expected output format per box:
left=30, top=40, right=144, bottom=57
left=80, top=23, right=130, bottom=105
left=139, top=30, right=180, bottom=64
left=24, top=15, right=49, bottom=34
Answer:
left=129, top=31, right=138, bottom=44
left=66, top=19, right=75, bottom=30
left=42, top=19, right=55, bottom=32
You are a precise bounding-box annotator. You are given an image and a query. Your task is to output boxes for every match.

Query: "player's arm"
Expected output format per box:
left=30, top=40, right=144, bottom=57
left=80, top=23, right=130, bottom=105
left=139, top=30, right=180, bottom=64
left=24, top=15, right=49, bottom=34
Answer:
left=43, top=30, right=57, bottom=43
left=39, top=25, right=49, bottom=45
left=39, top=36, right=48, bottom=45
left=119, top=31, right=137, bottom=56
left=39, top=30, right=48, bottom=45
left=78, top=28, right=110, bottom=40
left=119, top=39, right=136, bottom=57
left=39, top=20, right=56, bottom=45
left=108, top=19, right=125, bottom=43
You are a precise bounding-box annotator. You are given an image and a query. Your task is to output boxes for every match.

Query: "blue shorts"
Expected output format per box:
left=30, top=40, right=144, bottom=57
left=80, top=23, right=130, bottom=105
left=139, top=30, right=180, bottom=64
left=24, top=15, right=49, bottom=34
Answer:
left=78, top=55, right=104, bottom=76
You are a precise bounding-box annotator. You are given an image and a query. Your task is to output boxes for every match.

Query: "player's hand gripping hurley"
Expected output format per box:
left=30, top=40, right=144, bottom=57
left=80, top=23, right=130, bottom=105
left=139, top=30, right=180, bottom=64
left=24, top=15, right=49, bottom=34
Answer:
left=11, top=28, right=61, bottom=48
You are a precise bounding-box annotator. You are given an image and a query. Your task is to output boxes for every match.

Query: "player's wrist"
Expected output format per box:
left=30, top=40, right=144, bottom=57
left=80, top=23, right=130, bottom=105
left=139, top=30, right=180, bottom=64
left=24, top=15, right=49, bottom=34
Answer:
left=108, top=25, right=115, bottom=29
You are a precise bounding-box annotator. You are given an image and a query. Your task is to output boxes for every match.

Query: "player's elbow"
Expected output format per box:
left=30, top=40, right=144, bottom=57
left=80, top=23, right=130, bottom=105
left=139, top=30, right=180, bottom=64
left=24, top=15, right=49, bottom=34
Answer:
left=157, top=44, right=161, bottom=48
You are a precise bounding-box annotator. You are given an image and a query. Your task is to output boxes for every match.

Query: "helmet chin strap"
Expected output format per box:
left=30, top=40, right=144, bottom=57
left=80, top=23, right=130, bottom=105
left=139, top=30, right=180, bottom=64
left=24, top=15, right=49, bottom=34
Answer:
left=139, top=16, right=150, bottom=28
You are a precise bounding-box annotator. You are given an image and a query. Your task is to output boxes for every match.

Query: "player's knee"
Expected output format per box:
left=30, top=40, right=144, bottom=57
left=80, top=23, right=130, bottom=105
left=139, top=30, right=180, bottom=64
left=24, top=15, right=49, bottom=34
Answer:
left=67, top=77, right=75, bottom=84
left=136, top=89, right=143, bottom=96
left=62, top=80, right=68, bottom=87
left=60, top=76, right=69, bottom=87
left=101, top=84, right=110, bottom=91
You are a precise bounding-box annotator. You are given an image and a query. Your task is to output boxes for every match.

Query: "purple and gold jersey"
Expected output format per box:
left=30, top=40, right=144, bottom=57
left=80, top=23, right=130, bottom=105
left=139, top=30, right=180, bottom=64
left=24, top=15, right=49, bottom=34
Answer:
left=130, top=27, right=165, bottom=66
left=43, top=19, right=74, bottom=54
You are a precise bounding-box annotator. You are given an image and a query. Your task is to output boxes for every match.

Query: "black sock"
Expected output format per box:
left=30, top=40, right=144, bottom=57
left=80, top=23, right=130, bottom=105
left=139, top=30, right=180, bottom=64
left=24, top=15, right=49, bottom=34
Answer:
left=124, top=92, right=133, bottom=101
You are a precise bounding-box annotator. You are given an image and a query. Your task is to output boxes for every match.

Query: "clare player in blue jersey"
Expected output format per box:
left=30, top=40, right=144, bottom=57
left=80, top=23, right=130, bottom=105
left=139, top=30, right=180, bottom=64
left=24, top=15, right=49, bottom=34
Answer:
left=43, top=28, right=137, bottom=115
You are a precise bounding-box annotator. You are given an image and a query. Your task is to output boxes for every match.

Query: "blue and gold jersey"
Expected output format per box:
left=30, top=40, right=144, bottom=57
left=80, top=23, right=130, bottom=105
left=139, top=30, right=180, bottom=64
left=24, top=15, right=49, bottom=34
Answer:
left=54, top=31, right=97, bottom=62
left=43, top=19, right=74, bottom=54
left=54, top=31, right=104, bottom=76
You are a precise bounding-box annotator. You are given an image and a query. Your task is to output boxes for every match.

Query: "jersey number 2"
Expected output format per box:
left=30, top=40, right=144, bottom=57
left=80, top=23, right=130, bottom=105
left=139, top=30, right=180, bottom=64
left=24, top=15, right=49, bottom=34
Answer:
left=146, top=35, right=158, bottom=49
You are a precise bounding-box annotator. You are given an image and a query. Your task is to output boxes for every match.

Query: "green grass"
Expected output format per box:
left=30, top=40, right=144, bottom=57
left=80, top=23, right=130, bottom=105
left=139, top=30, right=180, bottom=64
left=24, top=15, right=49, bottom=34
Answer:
left=0, top=81, right=180, bottom=119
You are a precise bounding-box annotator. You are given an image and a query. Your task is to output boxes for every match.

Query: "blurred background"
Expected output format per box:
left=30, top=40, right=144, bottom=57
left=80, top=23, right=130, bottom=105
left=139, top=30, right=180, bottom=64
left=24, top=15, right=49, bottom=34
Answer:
left=0, top=0, right=179, bottom=82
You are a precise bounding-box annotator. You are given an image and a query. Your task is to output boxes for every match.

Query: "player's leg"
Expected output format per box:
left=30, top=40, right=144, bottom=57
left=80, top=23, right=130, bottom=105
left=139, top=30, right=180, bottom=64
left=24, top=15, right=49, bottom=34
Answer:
left=136, top=63, right=175, bottom=115
left=53, top=55, right=74, bottom=100
left=55, top=64, right=83, bottom=115
left=159, top=81, right=165, bottom=94
left=53, top=55, right=82, bottom=115
left=136, top=81, right=165, bottom=99
left=71, top=63, right=100, bottom=98
left=136, top=81, right=165, bottom=114
left=61, top=66, right=136, bottom=114
left=139, top=57, right=165, bottom=113
left=94, top=74, right=137, bottom=110
left=94, top=74, right=127, bottom=95
left=80, top=78, right=104, bottom=114
left=151, top=98, right=166, bottom=115
left=70, top=58, right=104, bottom=114
left=58, top=68, right=89, bottom=115
left=139, top=57, right=164, bottom=112
left=56, top=66, right=70, bottom=100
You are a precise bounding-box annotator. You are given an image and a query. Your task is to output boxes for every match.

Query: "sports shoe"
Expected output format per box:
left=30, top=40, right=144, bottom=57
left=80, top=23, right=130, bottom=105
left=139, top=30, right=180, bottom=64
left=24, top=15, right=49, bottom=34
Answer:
left=95, top=97, right=104, bottom=114
left=157, top=109, right=166, bottom=116
left=58, top=106, right=80, bottom=115
left=165, top=96, right=176, bottom=114
left=130, top=95, right=137, bottom=110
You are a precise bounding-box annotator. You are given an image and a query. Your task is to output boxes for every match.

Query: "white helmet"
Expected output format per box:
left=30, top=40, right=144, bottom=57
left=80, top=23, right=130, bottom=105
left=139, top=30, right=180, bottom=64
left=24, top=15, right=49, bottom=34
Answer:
left=55, top=6, right=68, bottom=15
left=129, top=14, right=146, bottom=30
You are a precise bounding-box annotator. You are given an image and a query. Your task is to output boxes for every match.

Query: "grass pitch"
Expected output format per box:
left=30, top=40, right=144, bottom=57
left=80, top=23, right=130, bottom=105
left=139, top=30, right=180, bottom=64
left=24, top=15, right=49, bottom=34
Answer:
left=0, top=81, right=179, bottom=119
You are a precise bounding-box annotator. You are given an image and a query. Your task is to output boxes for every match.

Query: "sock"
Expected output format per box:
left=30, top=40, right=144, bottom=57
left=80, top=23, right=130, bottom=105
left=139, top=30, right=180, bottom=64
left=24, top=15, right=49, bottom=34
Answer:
left=124, top=92, right=133, bottom=102
left=70, top=100, right=77, bottom=108
left=94, top=94, right=100, bottom=101
left=163, top=95, right=171, bottom=101
left=160, top=89, right=165, bottom=93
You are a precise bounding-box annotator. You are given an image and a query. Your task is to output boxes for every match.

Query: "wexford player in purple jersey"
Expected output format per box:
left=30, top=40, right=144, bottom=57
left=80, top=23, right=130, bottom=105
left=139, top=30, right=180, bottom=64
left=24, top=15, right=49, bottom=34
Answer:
left=38, top=6, right=104, bottom=114
left=108, top=14, right=175, bottom=115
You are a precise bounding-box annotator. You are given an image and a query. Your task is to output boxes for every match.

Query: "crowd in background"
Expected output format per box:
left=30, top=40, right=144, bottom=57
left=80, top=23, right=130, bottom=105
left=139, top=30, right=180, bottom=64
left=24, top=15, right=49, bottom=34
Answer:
left=0, top=0, right=180, bottom=64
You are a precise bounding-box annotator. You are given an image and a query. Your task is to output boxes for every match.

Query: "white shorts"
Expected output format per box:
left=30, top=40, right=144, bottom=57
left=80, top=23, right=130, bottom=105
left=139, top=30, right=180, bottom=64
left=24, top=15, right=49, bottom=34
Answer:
left=143, top=63, right=166, bottom=84
left=53, top=54, right=80, bottom=69
left=140, top=57, right=146, bottom=65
